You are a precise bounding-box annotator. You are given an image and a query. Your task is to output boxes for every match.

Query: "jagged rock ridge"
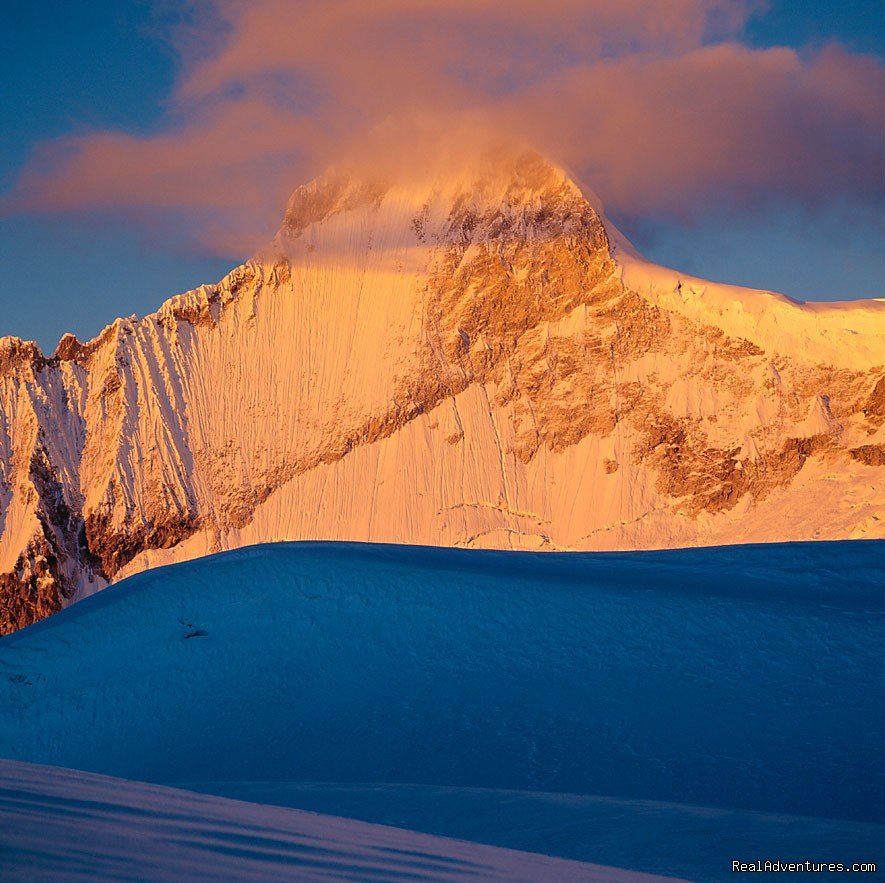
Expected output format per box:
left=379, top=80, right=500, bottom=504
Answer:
left=1, top=149, right=883, bottom=632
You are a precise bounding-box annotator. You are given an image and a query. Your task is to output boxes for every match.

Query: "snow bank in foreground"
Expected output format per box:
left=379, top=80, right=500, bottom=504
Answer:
left=0, top=541, right=882, bottom=825
left=0, top=759, right=674, bottom=882
left=184, top=782, right=884, bottom=883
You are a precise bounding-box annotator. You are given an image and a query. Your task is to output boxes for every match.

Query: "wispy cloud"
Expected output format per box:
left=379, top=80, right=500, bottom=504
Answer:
left=6, top=0, right=883, bottom=255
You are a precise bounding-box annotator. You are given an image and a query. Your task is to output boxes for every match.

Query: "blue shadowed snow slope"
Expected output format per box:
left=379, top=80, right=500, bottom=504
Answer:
left=1, top=760, right=649, bottom=883
left=179, top=782, right=884, bottom=882
left=0, top=540, right=882, bottom=829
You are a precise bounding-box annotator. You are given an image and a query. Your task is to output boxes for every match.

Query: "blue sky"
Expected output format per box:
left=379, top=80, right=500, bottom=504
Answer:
left=1, top=1, right=883, bottom=350
left=1, top=3, right=234, bottom=349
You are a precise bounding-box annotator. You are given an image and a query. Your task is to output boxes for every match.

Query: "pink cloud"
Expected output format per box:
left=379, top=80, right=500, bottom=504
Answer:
left=5, top=0, right=882, bottom=255
left=177, top=0, right=756, bottom=101
left=510, top=43, right=885, bottom=218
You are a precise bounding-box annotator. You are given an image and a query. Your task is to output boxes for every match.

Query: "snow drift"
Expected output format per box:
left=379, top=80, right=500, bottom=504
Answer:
left=1, top=540, right=882, bottom=879
left=2, top=759, right=669, bottom=882
left=1, top=541, right=881, bottom=822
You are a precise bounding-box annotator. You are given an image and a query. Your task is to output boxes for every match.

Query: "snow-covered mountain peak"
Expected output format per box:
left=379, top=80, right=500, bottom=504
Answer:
left=1, top=147, right=883, bottom=634
left=273, top=147, right=595, bottom=253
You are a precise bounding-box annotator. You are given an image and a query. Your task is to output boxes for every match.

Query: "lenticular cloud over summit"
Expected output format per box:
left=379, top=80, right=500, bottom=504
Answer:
left=6, top=0, right=884, bottom=254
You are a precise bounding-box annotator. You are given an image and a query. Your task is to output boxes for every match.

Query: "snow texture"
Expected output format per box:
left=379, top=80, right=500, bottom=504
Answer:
left=1, top=760, right=672, bottom=882
left=1, top=542, right=881, bottom=827
left=183, top=782, right=885, bottom=883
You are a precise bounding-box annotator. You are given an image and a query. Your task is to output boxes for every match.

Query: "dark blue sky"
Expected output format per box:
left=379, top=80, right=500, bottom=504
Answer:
left=1, top=3, right=234, bottom=349
left=1, top=1, right=883, bottom=350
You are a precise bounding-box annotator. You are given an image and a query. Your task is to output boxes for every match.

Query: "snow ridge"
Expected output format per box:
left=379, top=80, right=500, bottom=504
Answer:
left=1, top=148, right=883, bottom=632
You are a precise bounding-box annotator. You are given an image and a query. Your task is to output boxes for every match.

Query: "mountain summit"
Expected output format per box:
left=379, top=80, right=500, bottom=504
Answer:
left=1, top=149, right=883, bottom=632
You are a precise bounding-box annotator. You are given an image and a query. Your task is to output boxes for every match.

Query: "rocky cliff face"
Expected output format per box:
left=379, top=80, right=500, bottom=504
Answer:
left=2, top=150, right=883, bottom=633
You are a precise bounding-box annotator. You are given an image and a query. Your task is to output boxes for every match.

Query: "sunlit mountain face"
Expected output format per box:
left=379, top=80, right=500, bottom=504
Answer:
left=1, top=148, right=882, bottom=634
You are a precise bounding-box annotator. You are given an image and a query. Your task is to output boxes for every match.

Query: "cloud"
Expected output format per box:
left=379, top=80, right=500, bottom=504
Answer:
left=9, top=99, right=320, bottom=254
left=5, top=0, right=883, bottom=255
left=509, top=43, right=885, bottom=218
left=177, top=0, right=756, bottom=102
